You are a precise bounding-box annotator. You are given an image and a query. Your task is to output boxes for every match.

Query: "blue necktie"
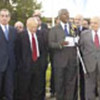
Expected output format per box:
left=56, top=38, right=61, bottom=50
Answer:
left=4, top=26, right=9, bottom=40
left=64, top=24, right=69, bottom=36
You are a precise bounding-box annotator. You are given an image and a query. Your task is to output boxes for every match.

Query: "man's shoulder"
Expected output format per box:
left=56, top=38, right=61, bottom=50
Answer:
left=81, top=29, right=91, bottom=35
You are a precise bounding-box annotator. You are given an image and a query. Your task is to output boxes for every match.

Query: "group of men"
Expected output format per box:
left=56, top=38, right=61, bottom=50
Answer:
left=0, top=8, right=48, bottom=100
left=0, top=7, right=100, bottom=100
left=49, top=9, right=100, bottom=100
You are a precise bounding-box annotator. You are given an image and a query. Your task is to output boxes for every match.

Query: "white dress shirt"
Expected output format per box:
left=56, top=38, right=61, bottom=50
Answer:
left=60, top=21, right=70, bottom=34
left=27, top=29, right=40, bottom=58
left=0, top=24, right=9, bottom=33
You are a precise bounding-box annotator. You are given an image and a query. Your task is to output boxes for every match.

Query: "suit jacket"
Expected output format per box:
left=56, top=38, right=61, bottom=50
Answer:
left=15, top=29, right=45, bottom=72
left=80, top=29, right=100, bottom=72
left=41, top=23, right=48, bottom=30
left=49, top=23, right=77, bottom=68
left=36, top=29, right=48, bottom=68
left=0, top=26, right=16, bottom=72
left=77, top=26, right=88, bottom=36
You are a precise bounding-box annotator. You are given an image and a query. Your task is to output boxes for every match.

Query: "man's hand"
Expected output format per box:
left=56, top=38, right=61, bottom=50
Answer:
left=61, top=41, right=69, bottom=46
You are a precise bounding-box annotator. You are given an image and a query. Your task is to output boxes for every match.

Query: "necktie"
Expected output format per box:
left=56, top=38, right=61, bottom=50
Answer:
left=94, top=32, right=99, bottom=48
left=64, top=24, right=69, bottom=36
left=4, top=25, right=9, bottom=40
left=32, top=34, right=38, bottom=61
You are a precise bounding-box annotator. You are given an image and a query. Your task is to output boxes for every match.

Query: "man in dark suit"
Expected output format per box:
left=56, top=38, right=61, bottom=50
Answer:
left=74, top=14, right=88, bottom=35
left=32, top=9, right=48, bottom=30
left=14, top=17, right=47, bottom=100
left=49, top=9, right=78, bottom=100
left=0, top=9, right=17, bottom=100
left=14, top=21, right=24, bottom=33
left=80, top=17, right=100, bottom=100
left=33, top=10, right=49, bottom=97
left=33, top=15, right=49, bottom=99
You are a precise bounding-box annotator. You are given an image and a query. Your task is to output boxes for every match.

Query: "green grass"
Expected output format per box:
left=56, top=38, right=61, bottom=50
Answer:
left=46, top=63, right=51, bottom=92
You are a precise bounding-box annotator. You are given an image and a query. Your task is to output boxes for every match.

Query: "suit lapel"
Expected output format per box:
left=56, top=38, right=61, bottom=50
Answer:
left=8, top=26, right=12, bottom=41
left=0, top=26, right=13, bottom=42
left=0, top=26, right=8, bottom=41
left=58, top=23, right=74, bottom=37
left=25, top=30, right=32, bottom=52
left=57, top=24, right=65, bottom=37
left=88, top=30, right=96, bottom=49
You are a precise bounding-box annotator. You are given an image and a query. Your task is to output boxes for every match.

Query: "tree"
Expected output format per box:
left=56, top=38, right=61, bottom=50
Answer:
left=0, top=0, right=41, bottom=25
left=0, top=0, right=13, bottom=12
left=12, top=0, right=41, bottom=25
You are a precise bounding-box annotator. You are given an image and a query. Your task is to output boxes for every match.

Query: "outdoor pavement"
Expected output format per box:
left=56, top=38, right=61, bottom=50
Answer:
left=46, top=93, right=56, bottom=100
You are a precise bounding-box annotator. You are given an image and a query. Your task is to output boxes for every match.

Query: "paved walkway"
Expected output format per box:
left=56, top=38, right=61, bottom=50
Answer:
left=46, top=93, right=56, bottom=100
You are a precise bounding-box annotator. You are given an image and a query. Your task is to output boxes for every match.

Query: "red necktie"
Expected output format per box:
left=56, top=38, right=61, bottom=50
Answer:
left=94, top=32, right=99, bottom=48
left=32, top=34, right=38, bottom=61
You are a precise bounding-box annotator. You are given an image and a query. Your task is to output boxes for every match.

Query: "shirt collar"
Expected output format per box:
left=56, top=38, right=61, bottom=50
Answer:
left=60, top=21, right=69, bottom=30
left=0, top=24, right=9, bottom=32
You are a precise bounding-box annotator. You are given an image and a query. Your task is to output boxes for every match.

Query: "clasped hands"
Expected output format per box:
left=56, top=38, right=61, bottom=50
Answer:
left=60, top=41, right=69, bottom=46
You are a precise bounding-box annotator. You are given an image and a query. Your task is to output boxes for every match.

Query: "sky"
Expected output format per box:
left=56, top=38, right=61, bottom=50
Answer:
left=37, top=0, right=100, bottom=18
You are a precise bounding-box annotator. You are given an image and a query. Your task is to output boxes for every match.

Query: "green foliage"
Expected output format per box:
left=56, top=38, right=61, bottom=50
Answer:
left=0, top=0, right=13, bottom=12
left=0, top=0, right=41, bottom=25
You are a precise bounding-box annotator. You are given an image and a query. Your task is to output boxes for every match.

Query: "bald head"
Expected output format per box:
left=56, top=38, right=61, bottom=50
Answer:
left=14, top=21, right=24, bottom=32
left=74, top=14, right=83, bottom=27
left=58, top=9, right=69, bottom=23
left=26, top=17, right=38, bottom=34
left=32, top=9, right=41, bottom=17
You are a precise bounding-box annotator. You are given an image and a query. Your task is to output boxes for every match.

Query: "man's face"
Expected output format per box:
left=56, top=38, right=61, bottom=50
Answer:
left=90, top=18, right=99, bottom=31
left=15, top=25, right=24, bottom=32
left=0, top=10, right=10, bottom=25
left=82, top=20, right=89, bottom=28
left=35, top=16, right=42, bottom=26
left=74, top=16, right=82, bottom=27
left=60, top=12, right=69, bottom=23
left=29, top=23, right=37, bottom=33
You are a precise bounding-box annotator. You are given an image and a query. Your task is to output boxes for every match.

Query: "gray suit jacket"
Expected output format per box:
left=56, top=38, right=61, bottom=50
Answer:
left=49, top=23, right=77, bottom=68
left=80, top=29, right=100, bottom=73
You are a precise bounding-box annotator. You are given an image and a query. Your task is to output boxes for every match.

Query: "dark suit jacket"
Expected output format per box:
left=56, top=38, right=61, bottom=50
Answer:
left=0, top=26, right=16, bottom=72
left=15, top=29, right=48, bottom=72
left=36, top=29, right=48, bottom=69
left=41, top=23, right=48, bottom=30
left=77, top=26, right=88, bottom=36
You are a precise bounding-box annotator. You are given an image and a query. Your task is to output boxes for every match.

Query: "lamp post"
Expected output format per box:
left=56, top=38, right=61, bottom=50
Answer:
left=51, top=0, right=55, bottom=27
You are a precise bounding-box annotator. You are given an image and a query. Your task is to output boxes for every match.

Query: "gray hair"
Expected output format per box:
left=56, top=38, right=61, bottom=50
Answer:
left=58, top=9, right=69, bottom=17
left=0, top=8, right=11, bottom=16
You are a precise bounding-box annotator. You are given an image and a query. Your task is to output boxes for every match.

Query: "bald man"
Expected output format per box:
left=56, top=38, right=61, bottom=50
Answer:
left=14, top=21, right=24, bottom=32
left=49, top=9, right=78, bottom=100
left=14, top=17, right=45, bottom=100
left=80, top=17, right=100, bottom=100
left=74, top=14, right=88, bottom=36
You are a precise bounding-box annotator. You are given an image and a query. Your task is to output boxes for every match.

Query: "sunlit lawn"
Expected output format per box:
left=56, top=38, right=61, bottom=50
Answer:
left=46, top=63, right=51, bottom=92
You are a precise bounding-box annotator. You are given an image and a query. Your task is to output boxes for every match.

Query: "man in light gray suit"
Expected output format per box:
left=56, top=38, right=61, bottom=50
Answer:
left=49, top=9, right=78, bottom=100
left=80, top=17, right=100, bottom=100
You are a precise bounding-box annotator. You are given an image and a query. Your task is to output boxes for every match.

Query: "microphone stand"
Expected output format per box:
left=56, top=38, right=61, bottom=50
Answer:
left=73, top=36, right=87, bottom=74
left=73, top=36, right=87, bottom=100
left=76, top=45, right=87, bottom=74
